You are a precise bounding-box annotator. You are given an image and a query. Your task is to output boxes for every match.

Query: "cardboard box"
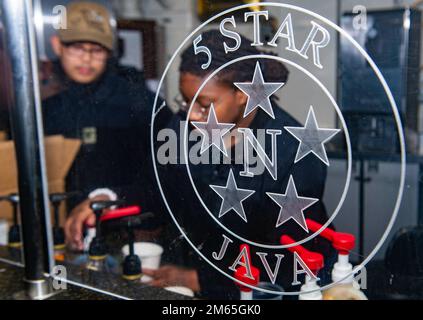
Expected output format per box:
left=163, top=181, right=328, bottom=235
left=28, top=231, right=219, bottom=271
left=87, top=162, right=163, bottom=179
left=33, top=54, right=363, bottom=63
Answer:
left=0, top=135, right=81, bottom=226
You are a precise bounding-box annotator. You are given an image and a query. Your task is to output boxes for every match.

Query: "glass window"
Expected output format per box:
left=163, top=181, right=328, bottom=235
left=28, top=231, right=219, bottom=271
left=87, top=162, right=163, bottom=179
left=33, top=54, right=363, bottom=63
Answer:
left=0, top=0, right=422, bottom=301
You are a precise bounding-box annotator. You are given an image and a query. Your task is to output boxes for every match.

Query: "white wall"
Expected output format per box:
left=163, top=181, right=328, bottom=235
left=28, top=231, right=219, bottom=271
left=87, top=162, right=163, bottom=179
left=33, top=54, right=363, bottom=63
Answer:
left=113, top=0, right=199, bottom=100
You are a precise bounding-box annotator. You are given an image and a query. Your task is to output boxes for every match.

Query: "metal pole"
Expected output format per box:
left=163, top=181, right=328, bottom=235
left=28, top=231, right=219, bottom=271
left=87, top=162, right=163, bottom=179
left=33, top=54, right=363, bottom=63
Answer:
left=0, top=0, right=54, bottom=288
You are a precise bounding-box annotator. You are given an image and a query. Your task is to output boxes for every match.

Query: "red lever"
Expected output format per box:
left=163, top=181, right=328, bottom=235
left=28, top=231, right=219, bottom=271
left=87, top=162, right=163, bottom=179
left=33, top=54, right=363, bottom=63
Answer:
left=305, top=219, right=355, bottom=255
left=234, top=244, right=260, bottom=292
left=100, top=206, right=141, bottom=222
left=280, top=235, right=324, bottom=274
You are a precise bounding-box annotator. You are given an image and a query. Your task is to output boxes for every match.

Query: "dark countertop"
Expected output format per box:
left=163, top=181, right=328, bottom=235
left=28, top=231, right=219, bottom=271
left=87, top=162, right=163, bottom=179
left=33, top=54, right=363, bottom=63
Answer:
left=0, top=261, right=114, bottom=300
left=0, top=246, right=191, bottom=300
left=2, top=247, right=422, bottom=300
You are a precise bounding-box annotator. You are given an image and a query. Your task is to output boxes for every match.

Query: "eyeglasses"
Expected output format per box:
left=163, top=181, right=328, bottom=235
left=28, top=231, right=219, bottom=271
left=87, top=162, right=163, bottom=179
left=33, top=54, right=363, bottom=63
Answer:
left=63, top=43, right=109, bottom=61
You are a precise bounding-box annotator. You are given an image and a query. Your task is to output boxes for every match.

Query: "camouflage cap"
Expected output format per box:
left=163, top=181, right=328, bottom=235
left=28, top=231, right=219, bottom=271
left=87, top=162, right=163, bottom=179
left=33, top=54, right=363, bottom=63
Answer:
left=58, top=1, right=114, bottom=50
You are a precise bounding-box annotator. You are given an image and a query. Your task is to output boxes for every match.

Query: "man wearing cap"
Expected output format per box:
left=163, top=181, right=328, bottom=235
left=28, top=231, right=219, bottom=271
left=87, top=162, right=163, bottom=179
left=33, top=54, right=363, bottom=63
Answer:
left=43, top=1, right=170, bottom=250
left=51, top=1, right=115, bottom=84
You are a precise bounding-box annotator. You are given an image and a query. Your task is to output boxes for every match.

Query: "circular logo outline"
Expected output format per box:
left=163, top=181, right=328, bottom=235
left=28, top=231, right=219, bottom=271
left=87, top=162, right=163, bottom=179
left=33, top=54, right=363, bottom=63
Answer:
left=150, top=2, right=406, bottom=295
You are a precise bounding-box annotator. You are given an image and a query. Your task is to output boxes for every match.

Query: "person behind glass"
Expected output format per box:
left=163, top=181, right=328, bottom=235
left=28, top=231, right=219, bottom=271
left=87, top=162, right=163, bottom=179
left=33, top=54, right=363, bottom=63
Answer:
left=43, top=2, right=167, bottom=251
left=142, top=30, right=337, bottom=299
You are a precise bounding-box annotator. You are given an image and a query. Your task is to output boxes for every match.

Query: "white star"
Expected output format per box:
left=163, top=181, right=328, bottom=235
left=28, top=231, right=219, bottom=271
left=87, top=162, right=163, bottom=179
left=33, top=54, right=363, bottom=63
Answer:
left=234, top=62, right=285, bottom=119
left=266, top=175, right=319, bottom=232
left=191, top=104, right=235, bottom=156
left=284, top=106, right=341, bottom=166
left=210, top=170, right=255, bottom=223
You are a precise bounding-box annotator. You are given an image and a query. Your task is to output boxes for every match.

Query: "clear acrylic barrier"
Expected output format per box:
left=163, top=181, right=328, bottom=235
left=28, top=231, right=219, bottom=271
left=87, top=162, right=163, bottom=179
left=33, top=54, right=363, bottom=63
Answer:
left=0, top=0, right=421, bottom=301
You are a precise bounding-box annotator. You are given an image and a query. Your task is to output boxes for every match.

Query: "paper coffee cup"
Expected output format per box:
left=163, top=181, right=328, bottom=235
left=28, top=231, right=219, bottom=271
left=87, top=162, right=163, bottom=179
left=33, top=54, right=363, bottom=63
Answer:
left=122, top=242, right=163, bottom=282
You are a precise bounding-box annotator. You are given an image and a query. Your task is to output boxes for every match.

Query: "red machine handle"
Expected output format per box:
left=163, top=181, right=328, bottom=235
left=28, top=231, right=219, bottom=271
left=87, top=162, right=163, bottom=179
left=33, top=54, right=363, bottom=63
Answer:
left=305, top=219, right=355, bottom=255
left=99, top=206, right=141, bottom=222
left=234, top=244, right=260, bottom=292
left=280, top=235, right=324, bottom=273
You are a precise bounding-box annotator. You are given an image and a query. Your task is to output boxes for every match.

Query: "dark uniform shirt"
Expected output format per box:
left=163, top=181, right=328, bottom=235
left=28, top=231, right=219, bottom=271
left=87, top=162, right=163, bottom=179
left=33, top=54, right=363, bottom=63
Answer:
left=42, top=62, right=168, bottom=212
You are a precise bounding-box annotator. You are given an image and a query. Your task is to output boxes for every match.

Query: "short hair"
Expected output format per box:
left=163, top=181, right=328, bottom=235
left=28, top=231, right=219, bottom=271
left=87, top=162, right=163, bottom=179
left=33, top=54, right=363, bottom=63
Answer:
left=179, top=29, right=289, bottom=86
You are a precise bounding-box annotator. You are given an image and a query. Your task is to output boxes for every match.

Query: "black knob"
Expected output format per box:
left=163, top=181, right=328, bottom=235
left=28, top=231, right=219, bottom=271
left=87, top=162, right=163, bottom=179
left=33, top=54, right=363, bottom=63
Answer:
left=8, top=225, right=21, bottom=248
left=49, top=191, right=80, bottom=241
left=86, top=200, right=127, bottom=259
left=53, top=226, right=65, bottom=247
left=2, top=194, right=21, bottom=245
left=88, top=236, right=108, bottom=258
left=122, top=254, right=142, bottom=280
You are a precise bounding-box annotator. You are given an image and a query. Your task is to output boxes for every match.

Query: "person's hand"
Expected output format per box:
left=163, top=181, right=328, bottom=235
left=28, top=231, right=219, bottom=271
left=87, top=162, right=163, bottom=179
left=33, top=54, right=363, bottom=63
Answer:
left=64, top=195, right=110, bottom=251
left=143, top=265, right=200, bottom=292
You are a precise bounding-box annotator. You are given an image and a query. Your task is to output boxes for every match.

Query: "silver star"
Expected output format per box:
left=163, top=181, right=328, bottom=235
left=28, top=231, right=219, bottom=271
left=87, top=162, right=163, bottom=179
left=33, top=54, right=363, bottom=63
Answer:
left=266, top=175, right=319, bottom=232
left=234, top=61, right=285, bottom=119
left=210, top=169, right=255, bottom=223
left=284, top=106, right=341, bottom=166
left=191, top=104, right=235, bottom=156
